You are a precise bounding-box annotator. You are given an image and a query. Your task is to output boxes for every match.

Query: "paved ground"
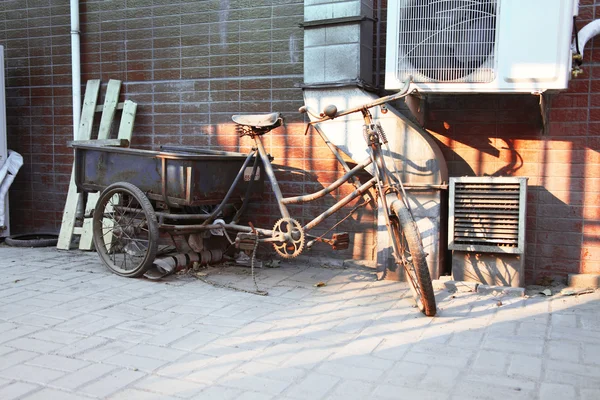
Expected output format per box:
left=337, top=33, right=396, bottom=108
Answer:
left=0, top=246, right=599, bottom=400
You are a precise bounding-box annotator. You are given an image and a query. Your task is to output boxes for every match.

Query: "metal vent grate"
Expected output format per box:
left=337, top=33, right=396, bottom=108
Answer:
left=448, top=177, right=527, bottom=254
left=396, top=0, right=498, bottom=83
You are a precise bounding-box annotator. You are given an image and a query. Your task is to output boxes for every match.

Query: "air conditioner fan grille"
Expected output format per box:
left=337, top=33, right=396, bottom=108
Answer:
left=397, top=0, right=498, bottom=83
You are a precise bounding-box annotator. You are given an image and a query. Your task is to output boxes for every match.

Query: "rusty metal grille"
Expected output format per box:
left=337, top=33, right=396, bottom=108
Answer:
left=396, top=0, right=498, bottom=83
left=448, top=177, right=527, bottom=254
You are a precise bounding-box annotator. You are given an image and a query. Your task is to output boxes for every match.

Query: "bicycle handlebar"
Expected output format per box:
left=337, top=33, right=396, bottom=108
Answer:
left=299, top=78, right=412, bottom=125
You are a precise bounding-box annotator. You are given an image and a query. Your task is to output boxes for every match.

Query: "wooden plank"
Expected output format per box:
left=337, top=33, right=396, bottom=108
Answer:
left=97, top=80, right=121, bottom=140
left=68, top=139, right=130, bottom=148
left=57, top=80, right=101, bottom=250
left=95, top=102, right=124, bottom=113
left=76, top=80, right=101, bottom=141
left=78, top=100, right=137, bottom=251
left=117, top=100, right=137, bottom=139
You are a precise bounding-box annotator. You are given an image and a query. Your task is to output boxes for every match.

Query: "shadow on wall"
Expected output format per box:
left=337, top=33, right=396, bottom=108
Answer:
left=199, top=122, right=379, bottom=262
left=422, top=93, right=598, bottom=284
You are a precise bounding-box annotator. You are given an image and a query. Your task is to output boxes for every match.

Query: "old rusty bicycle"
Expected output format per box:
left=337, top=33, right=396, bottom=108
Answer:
left=72, top=79, right=436, bottom=316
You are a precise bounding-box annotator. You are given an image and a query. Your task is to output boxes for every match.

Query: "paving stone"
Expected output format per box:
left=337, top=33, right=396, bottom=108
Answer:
left=233, top=361, right=307, bottom=382
left=77, top=340, right=134, bottom=362
left=21, top=388, right=93, bottom=400
left=25, top=354, right=90, bottom=372
left=374, top=384, right=446, bottom=399
left=419, top=366, right=460, bottom=391
left=508, top=354, right=543, bottom=379
left=482, top=335, right=544, bottom=355
left=133, top=375, right=206, bottom=398
left=104, top=353, right=168, bottom=372
left=582, top=343, right=600, bottom=365
left=477, top=285, right=525, bottom=297
left=581, top=388, right=600, bottom=400
left=54, top=336, right=111, bottom=357
left=316, top=361, right=385, bottom=382
left=0, top=350, right=39, bottom=371
left=234, top=392, right=275, bottom=400
left=284, top=373, right=340, bottom=399
left=219, top=372, right=291, bottom=396
left=0, top=364, right=66, bottom=384
left=27, top=329, right=85, bottom=345
left=0, top=382, right=40, bottom=400
left=4, top=337, right=64, bottom=353
left=79, top=368, right=146, bottom=398
left=472, top=350, right=508, bottom=373
left=539, top=383, right=576, bottom=400
left=547, top=340, right=580, bottom=362
left=107, top=388, right=180, bottom=400
left=170, top=331, right=220, bottom=351
left=144, top=327, right=196, bottom=346
left=327, top=380, right=374, bottom=400
left=50, top=363, right=116, bottom=391
left=192, top=385, right=244, bottom=400
left=126, top=344, right=187, bottom=362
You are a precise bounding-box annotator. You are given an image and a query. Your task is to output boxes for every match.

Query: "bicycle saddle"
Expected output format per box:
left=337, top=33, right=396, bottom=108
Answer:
left=232, top=112, right=281, bottom=128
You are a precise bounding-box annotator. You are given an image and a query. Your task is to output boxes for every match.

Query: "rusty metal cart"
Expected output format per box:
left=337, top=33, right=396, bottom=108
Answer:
left=72, top=143, right=266, bottom=278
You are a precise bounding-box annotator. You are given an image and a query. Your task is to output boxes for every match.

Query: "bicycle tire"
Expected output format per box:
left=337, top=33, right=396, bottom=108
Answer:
left=92, top=182, right=158, bottom=278
left=390, top=199, right=437, bottom=316
left=5, top=233, right=58, bottom=248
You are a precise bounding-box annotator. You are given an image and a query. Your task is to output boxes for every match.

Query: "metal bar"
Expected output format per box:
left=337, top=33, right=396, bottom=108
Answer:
left=201, top=150, right=257, bottom=226
left=161, top=157, right=175, bottom=209
left=254, top=136, right=290, bottom=219
left=401, top=183, right=448, bottom=190
left=160, top=222, right=274, bottom=237
left=304, top=177, right=377, bottom=231
left=313, top=125, right=372, bottom=203
left=308, top=79, right=411, bottom=125
left=282, top=157, right=372, bottom=205
left=313, top=125, right=355, bottom=174
left=231, top=154, right=260, bottom=223
left=300, top=15, right=373, bottom=28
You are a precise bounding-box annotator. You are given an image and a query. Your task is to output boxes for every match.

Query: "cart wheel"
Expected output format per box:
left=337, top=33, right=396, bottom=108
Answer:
left=92, top=182, right=158, bottom=278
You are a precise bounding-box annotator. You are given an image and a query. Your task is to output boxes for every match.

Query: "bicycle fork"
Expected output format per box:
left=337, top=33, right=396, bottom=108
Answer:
left=361, top=110, right=406, bottom=274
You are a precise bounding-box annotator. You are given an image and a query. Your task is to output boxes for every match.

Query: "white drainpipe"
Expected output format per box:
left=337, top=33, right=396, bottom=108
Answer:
left=70, top=0, right=81, bottom=138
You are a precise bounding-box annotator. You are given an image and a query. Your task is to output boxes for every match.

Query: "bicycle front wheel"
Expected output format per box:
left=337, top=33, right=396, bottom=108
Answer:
left=390, top=199, right=436, bottom=316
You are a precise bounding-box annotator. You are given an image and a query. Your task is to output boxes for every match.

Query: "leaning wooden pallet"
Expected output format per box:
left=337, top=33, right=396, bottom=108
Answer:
left=57, top=79, right=137, bottom=250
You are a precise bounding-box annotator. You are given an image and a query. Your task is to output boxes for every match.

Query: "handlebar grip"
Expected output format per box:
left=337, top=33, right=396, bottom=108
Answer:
left=299, top=106, right=308, bottom=114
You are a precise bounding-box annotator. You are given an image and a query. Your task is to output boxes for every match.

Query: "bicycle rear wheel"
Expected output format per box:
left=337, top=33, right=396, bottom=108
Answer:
left=390, top=199, right=436, bottom=316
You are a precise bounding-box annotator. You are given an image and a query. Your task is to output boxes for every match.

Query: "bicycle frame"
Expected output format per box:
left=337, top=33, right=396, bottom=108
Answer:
left=161, top=79, right=414, bottom=250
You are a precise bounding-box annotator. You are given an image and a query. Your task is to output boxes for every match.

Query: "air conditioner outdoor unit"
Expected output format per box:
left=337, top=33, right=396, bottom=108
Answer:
left=385, top=0, right=579, bottom=93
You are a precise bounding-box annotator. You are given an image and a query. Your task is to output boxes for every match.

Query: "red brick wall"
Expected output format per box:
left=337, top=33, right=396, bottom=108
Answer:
left=421, top=1, right=600, bottom=283
left=1, top=0, right=376, bottom=260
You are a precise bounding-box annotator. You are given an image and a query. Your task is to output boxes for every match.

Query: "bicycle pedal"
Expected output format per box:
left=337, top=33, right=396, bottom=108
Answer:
left=236, top=233, right=257, bottom=251
left=331, top=232, right=350, bottom=250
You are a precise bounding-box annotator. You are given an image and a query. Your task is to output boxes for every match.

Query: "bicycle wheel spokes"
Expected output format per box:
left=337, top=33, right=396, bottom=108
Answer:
left=92, top=182, right=158, bottom=278
left=389, top=199, right=436, bottom=316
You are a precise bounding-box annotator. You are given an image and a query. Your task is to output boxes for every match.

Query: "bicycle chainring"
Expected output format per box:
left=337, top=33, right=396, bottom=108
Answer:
left=272, top=218, right=305, bottom=259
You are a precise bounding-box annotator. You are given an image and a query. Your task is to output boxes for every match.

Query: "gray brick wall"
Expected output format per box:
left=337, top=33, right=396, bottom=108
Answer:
left=1, top=0, right=377, bottom=261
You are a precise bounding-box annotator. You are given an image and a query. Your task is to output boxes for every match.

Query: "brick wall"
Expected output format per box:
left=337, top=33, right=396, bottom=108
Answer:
left=1, top=0, right=376, bottom=260
left=2, top=0, right=600, bottom=281
left=419, top=1, right=600, bottom=283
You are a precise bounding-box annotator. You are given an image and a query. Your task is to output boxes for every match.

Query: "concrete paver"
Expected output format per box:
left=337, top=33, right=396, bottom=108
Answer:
left=0, top=246, right=599, bottom=399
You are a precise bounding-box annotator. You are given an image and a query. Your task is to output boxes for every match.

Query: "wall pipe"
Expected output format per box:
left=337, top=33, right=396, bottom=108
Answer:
left=575, top=19, right=600, bottom=60
left=70, top=0, right=81, bottom=138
